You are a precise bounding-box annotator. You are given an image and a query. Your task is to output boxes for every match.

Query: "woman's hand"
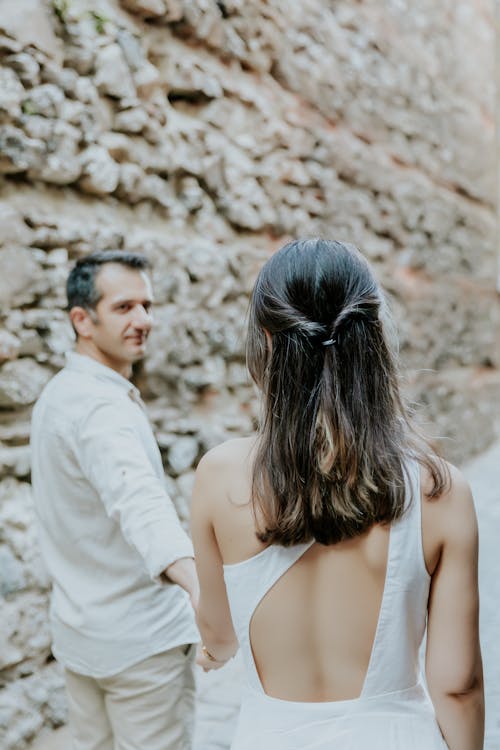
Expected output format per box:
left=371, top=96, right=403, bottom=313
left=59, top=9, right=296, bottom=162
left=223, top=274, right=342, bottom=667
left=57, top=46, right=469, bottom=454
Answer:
left=196, top=643, right=229, bottom=672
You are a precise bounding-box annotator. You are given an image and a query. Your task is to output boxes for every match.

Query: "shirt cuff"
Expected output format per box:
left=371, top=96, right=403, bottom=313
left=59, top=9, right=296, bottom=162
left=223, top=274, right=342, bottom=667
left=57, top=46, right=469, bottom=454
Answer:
left=149, top=537, right=195, bottom=581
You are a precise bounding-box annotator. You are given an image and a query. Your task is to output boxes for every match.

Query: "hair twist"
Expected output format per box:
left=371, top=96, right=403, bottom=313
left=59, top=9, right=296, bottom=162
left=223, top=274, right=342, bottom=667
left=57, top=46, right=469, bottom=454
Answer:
left=330, top=295, right=380, bottom=340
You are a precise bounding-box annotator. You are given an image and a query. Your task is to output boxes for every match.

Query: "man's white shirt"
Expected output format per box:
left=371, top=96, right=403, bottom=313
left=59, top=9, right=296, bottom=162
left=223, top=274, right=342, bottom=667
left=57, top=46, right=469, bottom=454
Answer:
left=31, top=352, right=199, bottom=677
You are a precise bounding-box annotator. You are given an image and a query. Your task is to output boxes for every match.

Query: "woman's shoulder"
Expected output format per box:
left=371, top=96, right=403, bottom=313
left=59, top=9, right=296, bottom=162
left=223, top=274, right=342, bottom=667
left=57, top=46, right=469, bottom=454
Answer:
left=421, top=460, right=473, bottom=505
left=420, top=460, right=477, bottom=548
left=194, top=435, right=257, bottom=502
left=197, top=435, right=257, bottom=473
left=192, top=435, right=257, bottom=523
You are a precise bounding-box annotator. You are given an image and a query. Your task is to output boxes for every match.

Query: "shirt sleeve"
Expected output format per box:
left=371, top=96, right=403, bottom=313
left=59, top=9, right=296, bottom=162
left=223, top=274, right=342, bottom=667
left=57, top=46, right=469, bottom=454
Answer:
left=76, top=398, right=194, bottom=580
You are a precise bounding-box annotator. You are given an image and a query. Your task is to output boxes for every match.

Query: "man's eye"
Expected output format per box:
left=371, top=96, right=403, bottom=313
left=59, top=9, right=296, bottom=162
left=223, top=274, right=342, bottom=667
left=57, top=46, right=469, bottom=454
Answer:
left=118, top=304, right=130, bottom=311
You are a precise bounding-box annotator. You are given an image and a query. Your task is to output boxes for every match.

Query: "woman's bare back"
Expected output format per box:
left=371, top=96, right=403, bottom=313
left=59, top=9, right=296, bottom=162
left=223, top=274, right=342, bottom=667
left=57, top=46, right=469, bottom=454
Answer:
left=209, top=436, right=441, bottom=702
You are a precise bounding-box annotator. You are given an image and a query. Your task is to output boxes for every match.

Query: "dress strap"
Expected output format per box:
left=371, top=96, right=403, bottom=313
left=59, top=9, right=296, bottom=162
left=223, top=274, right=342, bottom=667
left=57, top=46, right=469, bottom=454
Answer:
left=224, top=541, right=315, bottom=693
left=361, top=458, right=429, bottom=696
left=247, top=541, right=316, bottom=623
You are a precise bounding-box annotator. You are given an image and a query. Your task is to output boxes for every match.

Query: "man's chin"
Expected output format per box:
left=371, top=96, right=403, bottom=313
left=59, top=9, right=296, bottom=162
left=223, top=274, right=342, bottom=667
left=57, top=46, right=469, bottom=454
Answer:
left=130, top=347, right=146, bottom=361
left=119, top=347, right=146, bottom=365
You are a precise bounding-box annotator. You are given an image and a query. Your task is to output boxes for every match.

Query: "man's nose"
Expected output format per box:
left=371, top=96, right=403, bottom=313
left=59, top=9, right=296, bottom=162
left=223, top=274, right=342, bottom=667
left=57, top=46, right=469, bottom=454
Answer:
left=133, top=305, right=153, bottom=328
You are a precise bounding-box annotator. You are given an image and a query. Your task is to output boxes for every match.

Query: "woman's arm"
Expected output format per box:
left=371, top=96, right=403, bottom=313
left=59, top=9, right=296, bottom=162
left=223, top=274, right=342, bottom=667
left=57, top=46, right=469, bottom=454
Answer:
left=163, top=557, right=199, bottom=611
left=425, top=465, right=484, bottom=750
left=191, top=451, right=239, bottom=669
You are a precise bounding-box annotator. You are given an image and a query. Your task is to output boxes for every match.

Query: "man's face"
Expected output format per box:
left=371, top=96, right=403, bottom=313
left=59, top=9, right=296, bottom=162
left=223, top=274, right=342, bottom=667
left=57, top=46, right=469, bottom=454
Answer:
left=83, top=263, right=154, bottom=370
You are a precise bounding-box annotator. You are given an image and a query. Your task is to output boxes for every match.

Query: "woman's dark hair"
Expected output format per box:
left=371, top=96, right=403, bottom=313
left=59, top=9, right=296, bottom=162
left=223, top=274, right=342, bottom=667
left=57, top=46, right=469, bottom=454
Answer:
left=247, top=238, right=449, bottom=546
left=66, top=250, right=151, bottom=311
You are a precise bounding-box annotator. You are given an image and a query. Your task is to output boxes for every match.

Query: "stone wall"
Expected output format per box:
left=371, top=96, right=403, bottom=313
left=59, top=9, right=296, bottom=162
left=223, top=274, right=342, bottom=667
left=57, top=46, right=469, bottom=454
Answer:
left=0, top=1, right=498, bottom=747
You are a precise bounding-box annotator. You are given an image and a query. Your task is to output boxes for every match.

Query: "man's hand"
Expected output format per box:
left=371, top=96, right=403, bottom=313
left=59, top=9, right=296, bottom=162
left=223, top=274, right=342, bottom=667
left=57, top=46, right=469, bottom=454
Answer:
left=163, top=557, right=199, bottom=611
left=195, top=643, right=228, bottom=672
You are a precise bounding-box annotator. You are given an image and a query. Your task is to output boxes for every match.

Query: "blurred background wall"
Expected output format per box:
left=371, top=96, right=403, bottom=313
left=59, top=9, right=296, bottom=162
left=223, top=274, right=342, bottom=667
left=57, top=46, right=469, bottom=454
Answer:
left=0, top=1, right=498, bottom=747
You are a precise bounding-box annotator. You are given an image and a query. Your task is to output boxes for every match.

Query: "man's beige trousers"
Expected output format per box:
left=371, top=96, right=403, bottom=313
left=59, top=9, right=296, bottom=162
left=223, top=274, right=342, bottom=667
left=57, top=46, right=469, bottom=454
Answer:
left=65, top=645, right=196, bottom=750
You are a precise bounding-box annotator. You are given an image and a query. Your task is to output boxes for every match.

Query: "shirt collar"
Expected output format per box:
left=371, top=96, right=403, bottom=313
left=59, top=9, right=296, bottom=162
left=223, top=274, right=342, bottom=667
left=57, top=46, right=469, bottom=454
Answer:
left=65, top=352, right=141, bottom=399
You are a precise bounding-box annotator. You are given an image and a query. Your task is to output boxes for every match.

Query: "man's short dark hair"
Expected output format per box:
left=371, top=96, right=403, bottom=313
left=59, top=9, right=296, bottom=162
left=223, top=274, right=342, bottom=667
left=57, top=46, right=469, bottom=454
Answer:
left=66, top=250, right=151, bottom=311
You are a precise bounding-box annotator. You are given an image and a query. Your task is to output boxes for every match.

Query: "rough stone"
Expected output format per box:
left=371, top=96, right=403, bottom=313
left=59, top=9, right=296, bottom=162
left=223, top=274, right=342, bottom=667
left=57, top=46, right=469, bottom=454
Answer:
left=0, top=203, right=32, bottom=248
left=0, top=446, right=31, bottom=479
left=0, top=359, right=51, bottom=408
left=0, top=545, right=27, bottom=596
left=29, top=121, right=82, bottom=185
left=114, top=106, right=149, bottom=133
left=0, top=0, right=63, bottom=63
left=22, top=84, right=65, bottom=119
left=0, top=663, right=64, bottom=747
left=79, top=145, right=120, bottom=195
left=120, top=0, right=182, bottom=20
left=0, top=631, right=24, bottom=672
left=0, top=248, right=46, bottom=310
left=167, top=436, right=199, bottom=475
left=0, top=421, right=31, bottom=447
left=94, top=43, right=136, bottom=99
left=175, top=471, right=195, bottom=513
left=0, top=125, right=44, bottom=175
left=0, top=67, right=25, bottom=119
left=0, top=331, right=21, bottom=363
left=133, top=61, right=161, bottom=97
left=116, top=29, right=145, bottom=71
left=0, top=591, right=52, bottom=671
left=5, top=53, right=41, bottom=87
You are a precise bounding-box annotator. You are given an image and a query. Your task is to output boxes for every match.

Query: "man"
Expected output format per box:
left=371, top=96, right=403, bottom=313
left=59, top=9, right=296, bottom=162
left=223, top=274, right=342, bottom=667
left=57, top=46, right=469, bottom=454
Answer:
left=31, top=251, right=200, bottom=750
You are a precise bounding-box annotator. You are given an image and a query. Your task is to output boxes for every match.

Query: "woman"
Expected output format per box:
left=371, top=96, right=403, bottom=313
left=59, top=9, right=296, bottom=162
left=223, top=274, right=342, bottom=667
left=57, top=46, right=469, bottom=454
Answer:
left=191, top=238, right=484, bottom=750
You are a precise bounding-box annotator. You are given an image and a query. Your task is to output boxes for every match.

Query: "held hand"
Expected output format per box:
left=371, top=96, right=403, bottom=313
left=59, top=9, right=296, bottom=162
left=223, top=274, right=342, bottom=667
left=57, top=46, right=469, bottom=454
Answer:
left=195, top=643, right=228, bottom=672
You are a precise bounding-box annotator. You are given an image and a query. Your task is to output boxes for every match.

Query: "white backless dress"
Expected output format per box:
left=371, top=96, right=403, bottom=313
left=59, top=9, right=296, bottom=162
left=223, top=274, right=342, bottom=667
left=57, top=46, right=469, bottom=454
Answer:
left=223, top=460, right=449, bottom=749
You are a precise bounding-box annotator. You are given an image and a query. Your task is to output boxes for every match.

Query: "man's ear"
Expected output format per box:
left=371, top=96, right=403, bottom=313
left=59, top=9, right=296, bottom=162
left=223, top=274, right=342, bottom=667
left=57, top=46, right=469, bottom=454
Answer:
left=69, top=307, right=95, bottom=339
